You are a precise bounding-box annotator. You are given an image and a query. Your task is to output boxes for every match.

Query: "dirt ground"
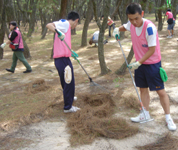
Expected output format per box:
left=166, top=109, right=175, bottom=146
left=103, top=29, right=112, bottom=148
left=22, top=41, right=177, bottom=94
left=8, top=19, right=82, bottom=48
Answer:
left=0, top=14, right=178, bottom=150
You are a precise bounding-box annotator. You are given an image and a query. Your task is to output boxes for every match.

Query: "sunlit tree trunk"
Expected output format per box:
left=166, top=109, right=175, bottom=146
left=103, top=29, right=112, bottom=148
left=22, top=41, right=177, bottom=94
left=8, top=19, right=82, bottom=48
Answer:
left=81, top=0, right=93, bottom=47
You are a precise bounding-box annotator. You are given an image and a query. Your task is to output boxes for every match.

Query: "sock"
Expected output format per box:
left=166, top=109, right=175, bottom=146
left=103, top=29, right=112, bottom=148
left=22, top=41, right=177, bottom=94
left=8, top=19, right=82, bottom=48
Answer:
left=165, top=114, right=171, bottom=120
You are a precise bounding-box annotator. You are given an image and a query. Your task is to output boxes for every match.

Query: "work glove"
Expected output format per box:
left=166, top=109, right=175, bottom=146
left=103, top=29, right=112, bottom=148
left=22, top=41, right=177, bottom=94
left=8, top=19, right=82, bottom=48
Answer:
left=71, top=50, right=78, bottom=60
left=55, top=29, right=65, bottom=41
left=127, top=61, right=141, bottom=70
left=113, top=28, right=120, bottom=40
left=0, top=43, right=6, bottom=49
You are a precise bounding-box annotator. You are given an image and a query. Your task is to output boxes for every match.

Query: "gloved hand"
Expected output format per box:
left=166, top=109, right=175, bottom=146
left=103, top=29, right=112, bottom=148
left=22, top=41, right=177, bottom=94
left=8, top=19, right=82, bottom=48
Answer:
left=55, top=29, right=65, bottom=41
left=127, top=61, right=141, bottom=70
left=0, top=43, right=6, bottom=49
left=113, top=28, right=120, bottom=40
left=71, top=50, right=78, bottom=60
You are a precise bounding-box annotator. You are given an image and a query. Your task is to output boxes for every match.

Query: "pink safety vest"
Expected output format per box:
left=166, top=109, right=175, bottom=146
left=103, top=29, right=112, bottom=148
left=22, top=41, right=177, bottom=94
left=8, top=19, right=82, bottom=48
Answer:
left=53, top=23, right=71, bottom=58
left=107, top=18, right=114, bottom=26
left=130, top=20, right=161, bottom=65
left=9, top=29, right=24, bottom=49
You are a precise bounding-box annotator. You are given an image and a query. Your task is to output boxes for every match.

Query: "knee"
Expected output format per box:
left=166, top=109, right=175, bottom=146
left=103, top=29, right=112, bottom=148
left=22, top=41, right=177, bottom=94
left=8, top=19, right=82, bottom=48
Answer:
left=157, top=89, right=168, bottom=98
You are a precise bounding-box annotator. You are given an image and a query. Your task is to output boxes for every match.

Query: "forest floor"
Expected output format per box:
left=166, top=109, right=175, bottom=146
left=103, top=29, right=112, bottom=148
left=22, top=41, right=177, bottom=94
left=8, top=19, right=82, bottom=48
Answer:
left=0, top=14, right=178, bottom=150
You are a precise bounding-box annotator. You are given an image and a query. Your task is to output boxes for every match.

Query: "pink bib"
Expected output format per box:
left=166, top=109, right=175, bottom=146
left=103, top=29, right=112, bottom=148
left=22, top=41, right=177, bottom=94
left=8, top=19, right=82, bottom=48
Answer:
left=53, top=23, right=71, bottom=58
left=130, top=20, right=161, bottom=64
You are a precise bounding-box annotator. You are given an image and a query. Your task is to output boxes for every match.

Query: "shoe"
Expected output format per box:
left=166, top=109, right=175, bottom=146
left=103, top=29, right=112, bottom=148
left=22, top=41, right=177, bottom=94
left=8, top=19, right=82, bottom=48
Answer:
left=23, top=70, right=32, bottom=73
left=6, top=69, right=14, bottom=73
left=64, top=106, right=80, bottom=113
left=167, top=35, right=172, bottom=38
left=74, top=96, right=77, bottom=101
left=166, top=118, right=177, bottom=131
left=130, top=111, right=150, bottom=123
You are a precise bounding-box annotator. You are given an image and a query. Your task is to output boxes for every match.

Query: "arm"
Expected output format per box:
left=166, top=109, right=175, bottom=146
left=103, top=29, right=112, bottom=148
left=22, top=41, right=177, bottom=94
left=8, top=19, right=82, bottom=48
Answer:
left=46, top=22, right=65, bottom=41
left=119, top=26, right=127, bottom=32
left=46, top=23, right=56, bottom=32
left=138, top=46, right=155, bottom=64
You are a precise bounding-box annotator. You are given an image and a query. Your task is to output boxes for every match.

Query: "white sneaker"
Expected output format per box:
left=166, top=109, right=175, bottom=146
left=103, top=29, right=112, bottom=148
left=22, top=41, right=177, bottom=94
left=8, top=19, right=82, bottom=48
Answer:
left=166, top=118, right=177, bottom=131
left=130, top=111, right=150, bottom=123
left=74, top=96, right=77, bottom=101
left=167, top=35, right=172, bottom=38
left=64, top=106, right=80, bottom=113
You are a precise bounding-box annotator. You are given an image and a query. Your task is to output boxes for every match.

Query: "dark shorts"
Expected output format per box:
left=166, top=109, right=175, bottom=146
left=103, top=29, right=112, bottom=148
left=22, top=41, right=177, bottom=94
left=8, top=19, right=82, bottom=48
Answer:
left=167, top=20, right=175, bottom=30
left=135, top=61, right=164, bottom=91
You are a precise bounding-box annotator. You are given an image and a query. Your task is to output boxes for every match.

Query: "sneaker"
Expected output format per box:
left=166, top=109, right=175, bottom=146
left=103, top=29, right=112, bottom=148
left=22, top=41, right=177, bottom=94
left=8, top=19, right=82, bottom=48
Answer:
left=6, top=68, right=14, bottom=73
left=167, top=35, right=172, bottom=38
left=130, top=111, right=150, bottom=123
left=23, top=70, right=32, bottom=73
left=64, top=106, right=80, bottom=113
left=74, top=96, right=77, bottom=101
left=166, top=118, right=177, bottom=131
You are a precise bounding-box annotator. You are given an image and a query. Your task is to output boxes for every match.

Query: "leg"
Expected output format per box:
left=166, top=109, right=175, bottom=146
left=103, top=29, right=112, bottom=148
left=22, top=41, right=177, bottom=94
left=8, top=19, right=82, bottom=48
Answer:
left=10, top=52, right=18, bottom=71
left=15, top=51, right=31, bottom=70
left=108, top=26, right=111, bottom=37
left=156, top=89, right=170, bottom=114
left=140, top=88, right=150, bottom=111
left=55, top=57, right=75, bottom=110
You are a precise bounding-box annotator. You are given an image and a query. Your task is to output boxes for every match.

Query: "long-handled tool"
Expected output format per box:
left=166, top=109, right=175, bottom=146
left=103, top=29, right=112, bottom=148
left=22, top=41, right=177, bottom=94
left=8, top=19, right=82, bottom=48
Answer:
left=117, top=40, right=154, bottom=123
left=63, top=40, right=101, bottom=87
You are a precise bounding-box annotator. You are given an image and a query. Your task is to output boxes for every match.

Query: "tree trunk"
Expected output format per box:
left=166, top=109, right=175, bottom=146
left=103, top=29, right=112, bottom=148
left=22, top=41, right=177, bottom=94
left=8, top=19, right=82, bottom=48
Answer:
left=157, top=0, right=165, bottom=31
left=171, top=0, right=177, bottom=19
left=118, top=0, right=132, bottom=39
left=115, top=45, right=134, bottom=75
left=0, top=0, right=6, bottom=59
left=81, top=0, right=93, bottom=47
left=27, top=0, right=38, bottom=37
left=60, top=0, right=68, bottom=19
left=92, top=0, right=111, bottom=75
left=22, top=34, right=31, bottom=58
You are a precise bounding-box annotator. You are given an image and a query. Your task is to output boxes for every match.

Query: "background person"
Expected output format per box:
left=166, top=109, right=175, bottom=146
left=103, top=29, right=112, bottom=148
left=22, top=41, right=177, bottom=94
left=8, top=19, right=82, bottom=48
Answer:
left=0, top=21, right=32, bottom=73
left=166, top=9, right=175, bottom=38
left=113, top=3, right=176, bottom=131
left=89, top=31, right=108, bottom=46
left=46, top=11, right=80, bottom=113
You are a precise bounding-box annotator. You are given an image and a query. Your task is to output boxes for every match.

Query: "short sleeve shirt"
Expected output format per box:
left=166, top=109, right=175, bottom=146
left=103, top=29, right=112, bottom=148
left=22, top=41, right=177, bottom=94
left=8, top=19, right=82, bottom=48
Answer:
left=53, top=19, right=70, bottom=33
left=123, top=18, right=157, bottom=47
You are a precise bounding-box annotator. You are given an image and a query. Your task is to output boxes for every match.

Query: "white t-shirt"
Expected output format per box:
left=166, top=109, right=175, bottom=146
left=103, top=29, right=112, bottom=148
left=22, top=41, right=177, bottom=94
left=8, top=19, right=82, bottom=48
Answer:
left=123, top=18, right=157, bottom=47
left=53, top=19, right=70, bottom=33
left=93, top=31, right=99, bottom=41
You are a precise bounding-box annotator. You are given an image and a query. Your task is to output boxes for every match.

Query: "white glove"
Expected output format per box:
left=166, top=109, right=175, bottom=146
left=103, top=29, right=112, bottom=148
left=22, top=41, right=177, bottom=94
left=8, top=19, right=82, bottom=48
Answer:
left=127, top=61, right=141, bottom=70
left=113, top=28, right=120, bottom=40
left=0, top=43, right=6, bottom=49
left=55, top=29, right=65, bottom=41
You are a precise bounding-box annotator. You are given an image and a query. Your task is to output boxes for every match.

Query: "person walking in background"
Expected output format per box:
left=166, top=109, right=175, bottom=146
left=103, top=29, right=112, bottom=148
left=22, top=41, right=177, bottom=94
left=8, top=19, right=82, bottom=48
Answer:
left=0, top=21, right=32, bottom=73
left=166, top=9, right=175, bottom=38
left=107, top=16, right=115, bottom=37
left=113, top=3, right=176, bottom=131
left=46, top=11, right=80, bottom=113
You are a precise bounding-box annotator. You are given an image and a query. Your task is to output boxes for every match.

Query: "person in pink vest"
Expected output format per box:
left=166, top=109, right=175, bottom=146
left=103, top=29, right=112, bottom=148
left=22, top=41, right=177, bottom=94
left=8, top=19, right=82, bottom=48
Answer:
left=102, top=15, right=115, bottom=37
left=113, top=3, right=176, bottom=131
left=0, top=21, right=32, bottom=73
left=46, top=11, right=80, bottom=113
left=165, top=9, right=175, bottom=38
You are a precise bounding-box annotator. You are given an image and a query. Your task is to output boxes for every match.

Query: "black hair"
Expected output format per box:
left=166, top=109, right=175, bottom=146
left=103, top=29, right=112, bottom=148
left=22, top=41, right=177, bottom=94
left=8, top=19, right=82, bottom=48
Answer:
left=126, top=3, right=142, bottom=15
left=9, top=21, right=17, bottom=27
left=167, top=9, right=171, bottom=12
left=67, top=11, right=80, bottom=21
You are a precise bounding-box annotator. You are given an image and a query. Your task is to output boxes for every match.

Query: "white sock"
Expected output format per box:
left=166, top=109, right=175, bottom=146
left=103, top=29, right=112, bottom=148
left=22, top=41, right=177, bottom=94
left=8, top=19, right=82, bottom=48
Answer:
left=165, top=114, right=171, bottom=120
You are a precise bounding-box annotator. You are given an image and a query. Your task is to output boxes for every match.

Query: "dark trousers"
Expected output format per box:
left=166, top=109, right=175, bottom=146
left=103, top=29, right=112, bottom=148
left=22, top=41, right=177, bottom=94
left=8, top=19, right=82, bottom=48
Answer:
left=109, top=24, right=115, bottom=37
left=54, top=57, right=75, bottom=110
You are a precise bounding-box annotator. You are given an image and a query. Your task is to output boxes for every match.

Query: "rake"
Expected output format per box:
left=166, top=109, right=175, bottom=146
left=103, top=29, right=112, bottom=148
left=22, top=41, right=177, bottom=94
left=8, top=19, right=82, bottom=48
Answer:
left=117, top=40, right=154, bottom=123
left=63, top=40, right=102, bottom=87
